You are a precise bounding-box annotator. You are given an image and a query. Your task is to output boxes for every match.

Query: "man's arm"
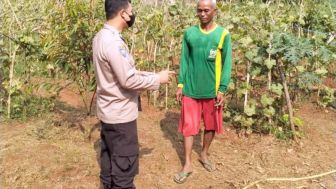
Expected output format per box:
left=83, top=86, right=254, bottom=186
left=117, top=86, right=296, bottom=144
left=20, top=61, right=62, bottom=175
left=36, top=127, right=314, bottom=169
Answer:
left=136, top=70, right=155, bottom=76
left=176, top=31, right=189, bottom=101
left=218, top=33, right=232, bottom=93
left=177, top=31, right=189, bottom=88
left=105, top=42, right=160, bottom=90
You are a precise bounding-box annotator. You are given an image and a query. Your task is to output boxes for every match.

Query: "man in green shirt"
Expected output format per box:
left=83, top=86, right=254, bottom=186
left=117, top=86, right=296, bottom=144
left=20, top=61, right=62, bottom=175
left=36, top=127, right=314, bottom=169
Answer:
left=174, top=0, right=232, bottom=183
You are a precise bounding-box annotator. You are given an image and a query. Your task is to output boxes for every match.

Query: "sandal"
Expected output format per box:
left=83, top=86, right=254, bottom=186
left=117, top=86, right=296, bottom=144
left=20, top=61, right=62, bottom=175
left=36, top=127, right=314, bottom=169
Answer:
left=199, top=159, right=216, bottom=172
left=173, top=171, right=192, bottom=184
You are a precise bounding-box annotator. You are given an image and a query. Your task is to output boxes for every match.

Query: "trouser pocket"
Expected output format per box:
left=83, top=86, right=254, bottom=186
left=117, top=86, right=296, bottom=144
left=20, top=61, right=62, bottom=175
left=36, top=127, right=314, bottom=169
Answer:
left=112, top=154, right=139, bottom=176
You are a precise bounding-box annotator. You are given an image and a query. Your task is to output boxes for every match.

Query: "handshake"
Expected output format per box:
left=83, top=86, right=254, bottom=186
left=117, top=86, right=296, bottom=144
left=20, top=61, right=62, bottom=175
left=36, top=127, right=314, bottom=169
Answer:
left=157, top=70, right=176, bottom=84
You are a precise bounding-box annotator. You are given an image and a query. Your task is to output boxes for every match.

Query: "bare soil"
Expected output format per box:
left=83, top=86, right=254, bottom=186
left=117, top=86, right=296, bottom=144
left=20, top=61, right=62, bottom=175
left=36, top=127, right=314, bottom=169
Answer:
left=1, top=87, right=335, bottom=189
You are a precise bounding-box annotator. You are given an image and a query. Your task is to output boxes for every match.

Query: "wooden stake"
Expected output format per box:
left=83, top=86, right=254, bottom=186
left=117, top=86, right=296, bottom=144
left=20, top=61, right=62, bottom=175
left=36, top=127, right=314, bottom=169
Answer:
left=268, top=33, right=273, bottom=90
left=130, top=33, right=136, bottom=54
left=244, top=61, right=251, bottom=109
left=153, top=41, right=159, bottom=107
left=165, top=39, right=174, bottom=111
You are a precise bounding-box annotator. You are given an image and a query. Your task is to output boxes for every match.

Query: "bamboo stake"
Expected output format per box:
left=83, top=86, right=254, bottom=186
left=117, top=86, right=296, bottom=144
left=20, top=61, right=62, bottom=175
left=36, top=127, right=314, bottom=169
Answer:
left=130, top=33, right=136, bottom=54
left=267, top=33, right=273, bottom=124
left=266, top=3, right=275, bottom=90
left=165, top=63, right=170, bottom=111
left=153, top=41, right=158, bottom=68
left=267, top=33, right=273, bottom=90
left=143, top=27, right=148, bottom=47
left=244, top=61, right=251, bottom=109
left=90, top=0, right=95, bottom=22
left=153, top=41, right=159, bottom=107
left=165, top=39, right=174, bottom=111
left=234, top=59, right=239, bottom=104
left=228, top=0, right=232, bottom=15
left=298, top=0, right=304, bottom=38
left=143, top=27, right=150, bottom=105
left=143, top=26, right=149, bottom=67
left=329, top=0, right=335, bottom=20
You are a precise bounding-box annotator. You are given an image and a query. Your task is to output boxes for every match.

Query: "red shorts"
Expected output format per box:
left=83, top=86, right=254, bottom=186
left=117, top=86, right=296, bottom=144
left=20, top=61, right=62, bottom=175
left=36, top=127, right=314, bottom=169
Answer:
left=178, top=96, right=223, bottom=137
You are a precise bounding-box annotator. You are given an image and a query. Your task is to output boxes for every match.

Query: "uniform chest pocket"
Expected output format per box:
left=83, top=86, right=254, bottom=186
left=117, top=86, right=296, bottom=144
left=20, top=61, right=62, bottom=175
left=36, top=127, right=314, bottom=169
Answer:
left=207, top=45, right=218, bottom=62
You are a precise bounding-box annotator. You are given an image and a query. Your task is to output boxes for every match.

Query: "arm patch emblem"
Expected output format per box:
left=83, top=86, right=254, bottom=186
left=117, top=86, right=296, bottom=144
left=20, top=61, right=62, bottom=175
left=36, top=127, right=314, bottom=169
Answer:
left=119, top=46, right=127, bottom=58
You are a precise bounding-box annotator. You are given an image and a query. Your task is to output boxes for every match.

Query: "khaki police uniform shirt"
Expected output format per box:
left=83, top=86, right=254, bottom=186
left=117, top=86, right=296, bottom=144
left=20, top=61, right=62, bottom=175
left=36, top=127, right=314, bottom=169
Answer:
left=93, top=24, right=160, bottom=124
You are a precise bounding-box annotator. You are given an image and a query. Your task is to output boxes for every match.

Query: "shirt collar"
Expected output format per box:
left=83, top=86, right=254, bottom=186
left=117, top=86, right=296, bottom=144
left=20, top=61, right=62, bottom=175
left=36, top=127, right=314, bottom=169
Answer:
left=199, top=23, right=218, bottom=34
left=104, top=24, right=120, bottom=35
left=103, top=24, right=126, bottom=42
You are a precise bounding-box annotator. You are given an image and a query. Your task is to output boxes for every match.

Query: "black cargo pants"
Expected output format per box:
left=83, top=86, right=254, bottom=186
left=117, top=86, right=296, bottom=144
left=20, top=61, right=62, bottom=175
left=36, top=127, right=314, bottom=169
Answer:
left=100, top=120, right=139, bottom=189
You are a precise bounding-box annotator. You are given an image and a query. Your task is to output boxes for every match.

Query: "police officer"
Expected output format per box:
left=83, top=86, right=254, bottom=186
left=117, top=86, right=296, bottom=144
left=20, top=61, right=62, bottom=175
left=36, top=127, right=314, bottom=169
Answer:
left=92, top=0, right=174, bottom=188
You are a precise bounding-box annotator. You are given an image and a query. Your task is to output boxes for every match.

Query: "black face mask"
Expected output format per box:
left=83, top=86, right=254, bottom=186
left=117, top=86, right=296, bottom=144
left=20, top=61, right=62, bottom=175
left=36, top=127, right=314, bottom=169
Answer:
left=124, top=11, right=136, bottom=27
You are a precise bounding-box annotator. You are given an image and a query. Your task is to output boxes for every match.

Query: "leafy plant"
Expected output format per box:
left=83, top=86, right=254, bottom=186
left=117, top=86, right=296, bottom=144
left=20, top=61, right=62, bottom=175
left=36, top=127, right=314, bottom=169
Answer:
left=318, top=86, right=335, bottom=108
left=1, top=0, right=335, bottom=141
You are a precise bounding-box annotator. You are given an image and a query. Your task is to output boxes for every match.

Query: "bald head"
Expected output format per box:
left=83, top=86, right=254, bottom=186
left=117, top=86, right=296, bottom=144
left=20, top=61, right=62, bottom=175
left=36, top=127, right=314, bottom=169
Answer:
left=197, top=0, right=216, bottom=8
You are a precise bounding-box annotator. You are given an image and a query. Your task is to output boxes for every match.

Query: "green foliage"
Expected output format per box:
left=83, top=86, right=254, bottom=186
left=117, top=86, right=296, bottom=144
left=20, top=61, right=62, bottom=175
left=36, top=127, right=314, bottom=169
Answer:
left=270, top=33, right=313, bottom=64
left=1, top=0, right=64, bottom=119
left=261, top=94, right=274, bottom=107
left=263, top=106, right=275, bottom=118
left=44, top=0, right=102, bottom=84
left=10, top=96, right=55, bottom=120
left=297, top=72, right=321, bottom=91
left=271, top=126, right=294, bottom=140
left=270, top=83, right=283, bottom=96
left=244, top=100, right=257, bottom=117
left=1, top=0, right=335, bottom=140
left=216, top=0, right=334, bottom=139
left=318, top=86, right=335, bottom=108
left=264, top=59, right=276, bottom=70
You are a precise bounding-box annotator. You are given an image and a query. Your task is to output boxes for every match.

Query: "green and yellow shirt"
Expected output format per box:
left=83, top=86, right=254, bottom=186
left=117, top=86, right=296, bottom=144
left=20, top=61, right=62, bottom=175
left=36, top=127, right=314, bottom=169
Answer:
left=178, top=24, right=232, bottom=99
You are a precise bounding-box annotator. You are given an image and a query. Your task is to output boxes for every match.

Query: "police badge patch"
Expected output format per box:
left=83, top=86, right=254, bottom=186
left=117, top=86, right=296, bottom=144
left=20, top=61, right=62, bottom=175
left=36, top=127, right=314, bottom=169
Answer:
left=119, top=46, right=128, bottom=58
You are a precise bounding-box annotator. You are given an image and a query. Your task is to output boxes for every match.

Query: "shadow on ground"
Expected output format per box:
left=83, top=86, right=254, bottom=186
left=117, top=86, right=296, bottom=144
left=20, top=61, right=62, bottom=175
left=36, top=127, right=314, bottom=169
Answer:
left=159, top=111, right=202, bottom=166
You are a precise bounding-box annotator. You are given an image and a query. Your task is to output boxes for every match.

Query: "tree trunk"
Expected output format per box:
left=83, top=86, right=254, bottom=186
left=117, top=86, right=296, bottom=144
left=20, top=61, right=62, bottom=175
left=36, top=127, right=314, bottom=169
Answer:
left=276, top=58, right=296, bottom=141
left=7, top=46, right=19, bottom=119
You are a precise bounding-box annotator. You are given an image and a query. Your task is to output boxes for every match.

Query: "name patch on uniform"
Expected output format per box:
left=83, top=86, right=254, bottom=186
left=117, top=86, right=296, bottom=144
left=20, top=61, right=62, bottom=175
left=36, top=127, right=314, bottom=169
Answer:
left=208, top=49, right=217, bottom=59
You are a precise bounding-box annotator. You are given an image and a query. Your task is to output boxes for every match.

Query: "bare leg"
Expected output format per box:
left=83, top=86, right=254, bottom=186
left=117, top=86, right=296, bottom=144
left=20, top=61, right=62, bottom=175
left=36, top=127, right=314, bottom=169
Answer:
left=200, top=130, right=215, bottom=161
left=182, top=136, right=194, bottom=173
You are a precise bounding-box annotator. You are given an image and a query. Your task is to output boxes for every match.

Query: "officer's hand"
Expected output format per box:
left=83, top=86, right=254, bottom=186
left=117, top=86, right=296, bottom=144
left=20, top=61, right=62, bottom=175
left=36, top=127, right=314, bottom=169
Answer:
left=158, top=70, right=175, bottom=84
left=176, top=87, right=183, bottom=102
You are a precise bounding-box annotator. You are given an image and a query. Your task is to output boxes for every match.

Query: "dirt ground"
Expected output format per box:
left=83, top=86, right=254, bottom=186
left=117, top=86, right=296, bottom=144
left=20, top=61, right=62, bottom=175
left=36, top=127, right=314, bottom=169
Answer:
left=1, top=87, right=336, bottom=189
